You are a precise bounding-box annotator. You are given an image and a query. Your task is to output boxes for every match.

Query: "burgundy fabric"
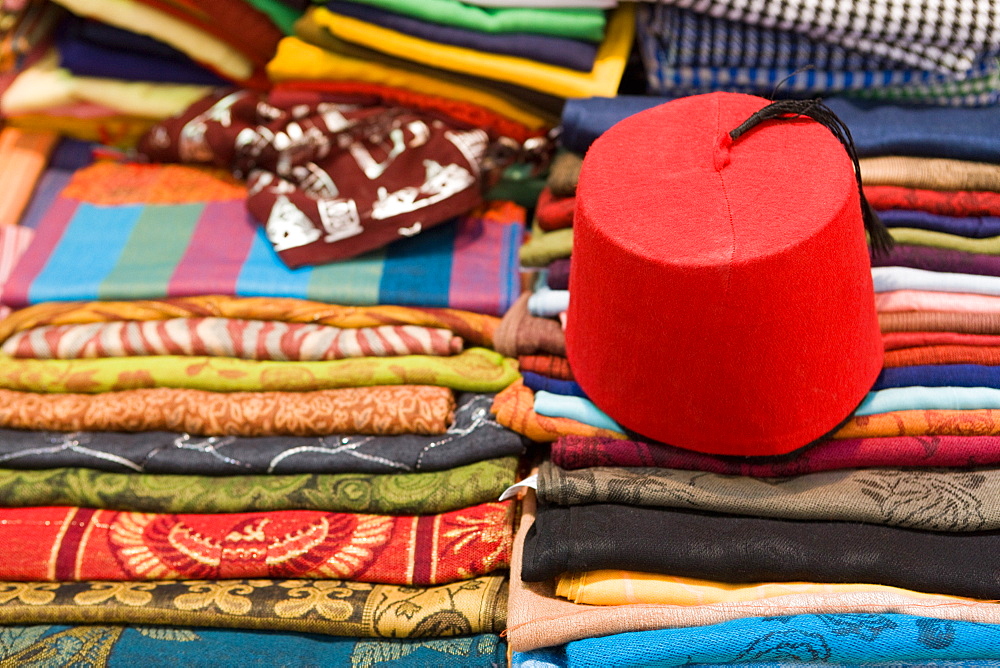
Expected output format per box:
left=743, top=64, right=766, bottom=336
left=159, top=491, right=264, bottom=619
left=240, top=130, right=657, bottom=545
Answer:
left=866, top=186, right=1000, bottom=217
left=870, top=245, right=1000, bottom=277
left=551, top=434, right=1000, bottom=475
left=566, top=93, right=882, bottom=457
left=883, top=331, right=1000, bottom=350
left=140, top=90, right=486, bottom=267
left=546, top=258, right=571, bottom=290
left=535, top=187, right=576, bottom=231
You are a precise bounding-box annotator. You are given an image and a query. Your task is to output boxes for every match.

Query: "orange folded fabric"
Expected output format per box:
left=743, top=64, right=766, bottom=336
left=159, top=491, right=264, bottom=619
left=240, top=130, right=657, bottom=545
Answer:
left=884, top=345, right=1000, bottom=367
left=490, top=379, right=624, bottom=443
left=518, top=355, right=575, bottom=381
left=883, top=332, right=1000, bottom=350
left=880, top=311, right=1000, bottom=335
left=834, top=410, right=1000, bottom=439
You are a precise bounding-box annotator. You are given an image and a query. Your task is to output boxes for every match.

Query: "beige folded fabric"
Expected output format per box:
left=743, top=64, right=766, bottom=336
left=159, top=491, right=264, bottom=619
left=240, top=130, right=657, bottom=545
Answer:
left=861, top=156, right=1000, bottom=192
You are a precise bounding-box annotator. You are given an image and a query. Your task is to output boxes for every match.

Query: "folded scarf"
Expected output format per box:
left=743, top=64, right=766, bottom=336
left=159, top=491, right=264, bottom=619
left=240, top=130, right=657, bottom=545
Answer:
left=890, top=228, right=1000, bottom=255
left=0, top=457, right=517, bottom=515
left=0, top=385, right=455, bottom=436
left=884, top=331, right=1000, bottom=350
left=506, top=492, right=1000, bottom=653
left=325, top=0, right=598, bottom=71
left=326, top=0, right=607, bottom=41
left=521, top=502, right=1000, bottom=599
left=873, top=267, right=1000, bottom=297
left=885, top=346, right=1000, bottom=367
left=491, top=380, right=625, bottom=443
left=310, top=6, right=634, bottom=99
left=836, top=410, right=1000, bottom=439
left=0, top=227, right=34, bottom=321
left=547, top=152, right=582, bottom=198
left=856, top=386, right=1000, bottom=415
left=2, top=161, right=523, bottom=316
left=536, top=188, right=576, bottom=231
left=533, top=391, right=622, bottom=432
left=0, top=347, right=518, bottom=394
left=876, top=290, right=1000, bottom=313
left=867, top=186, right=1000, bottom=217
left=1, top=319, right=462, bottom=360
left=528, top=290, right=570, bottom=319
left=0, top=296, right=499, bottom=350
left=546, top=258, right=572, bottom=290
left=538, top=461, right=1000, bottom=531
left=556, top=570, right=963, bottom=607
left=494, top=293, right=566, bottom=357
left=0, top=502, right=511, bottom=584
left=875, top=365, right=1000, bottom=389
left=862, top=156, right=1000, bottom=193
left=522, top=370, right=586, bottom=398
left=0, top=627, right=508, bottom=666
left=879, top=210, right=1000, bottom=238
left=0, top=394, right=523, bottom=475
left=523, top=614, right=1000, bottom=667
left=871, top=245, right=1000, bottom=277
left=518, top=354, right=574, bottom=380
left=0, top=577, right=506, bottom=637
left=519, top=223, right=573, bottom=267
left=0, top=128, right=58, bottom=228
left=881, top=311, right=1000, bottom=335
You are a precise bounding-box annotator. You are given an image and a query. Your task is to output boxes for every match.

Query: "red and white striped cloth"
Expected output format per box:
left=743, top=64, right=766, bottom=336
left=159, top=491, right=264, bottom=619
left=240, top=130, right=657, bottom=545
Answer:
left=1, top=317, right=464, bottom=360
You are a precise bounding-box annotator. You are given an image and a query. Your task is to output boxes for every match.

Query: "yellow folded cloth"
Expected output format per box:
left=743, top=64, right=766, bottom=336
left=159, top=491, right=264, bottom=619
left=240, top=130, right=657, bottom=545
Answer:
left=309, top=3, right=635, bottom=99
left=556, top=570, right=971, bottom=606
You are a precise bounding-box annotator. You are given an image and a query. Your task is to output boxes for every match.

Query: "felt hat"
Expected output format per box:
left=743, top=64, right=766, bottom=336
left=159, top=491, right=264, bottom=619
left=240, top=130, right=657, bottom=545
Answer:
left=565, top=92, right=885, bottom=457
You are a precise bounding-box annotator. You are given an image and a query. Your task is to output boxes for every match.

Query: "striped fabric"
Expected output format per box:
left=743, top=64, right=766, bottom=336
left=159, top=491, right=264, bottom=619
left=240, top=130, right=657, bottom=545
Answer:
left=0, top=226, right=35, bottom=321
left=639, top=4, right=1000, bottom=106
left=1, top=318, right=463, bottom=360
left=0, top=162, right=524, bottom=316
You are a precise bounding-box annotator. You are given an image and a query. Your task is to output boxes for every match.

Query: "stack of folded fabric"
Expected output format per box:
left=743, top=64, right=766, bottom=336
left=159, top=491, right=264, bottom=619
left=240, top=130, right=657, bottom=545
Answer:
left=498, top=95, right=1000, bottom=666
left=0, top=0, right=293, bottom=145
left=0, top=88, right=531, bottom=664
left=266, top=0, right=636, bottom=138
left=636, top=0, right=1000, bottom=106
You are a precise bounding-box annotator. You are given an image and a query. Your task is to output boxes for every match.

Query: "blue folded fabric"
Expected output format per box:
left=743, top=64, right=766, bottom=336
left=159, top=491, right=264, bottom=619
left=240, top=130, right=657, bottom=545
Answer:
left=871, top=266, right=1000, bottom=296
left=875, top=365, right=1000, bottom=391
left=514, top=614, right=1000, bottom=667
left=528, top=289, right=569, bottom=318
left=533, top=391, right=622, bottom=432
left=878, top=210, right=1000, bottom=239
left=522, top=371, right=587, bottom=398
left=324, top=0, right=599, bottom=71
left=857, top=386, right=1000, bottom=416
left=562, top=95, right=1000, bottom=163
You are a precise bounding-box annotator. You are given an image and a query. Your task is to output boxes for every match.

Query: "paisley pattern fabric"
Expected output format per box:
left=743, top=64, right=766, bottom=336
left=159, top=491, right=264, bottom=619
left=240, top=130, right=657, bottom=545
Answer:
left=0, top=386, right=455, bottom=436
left=2, top=319, right=462, bottom=360
left=0, top=457, right=517, bottom=515
left=866, top=186, right=1000, bottom=217
left=0, top=296, right=500, bottom=349
left=0, top=502, right=512, bottom=584
left=538, top=462, right=1000, bottom=531
left=0, top=627, right=508, bottom=667
left=491, top=380, right=626, bottom=443
left=834, top=410, right=1000, bottom=439
left=0, top=347, right=518, bottom=394
left=0, top=576, right=506, bottom=637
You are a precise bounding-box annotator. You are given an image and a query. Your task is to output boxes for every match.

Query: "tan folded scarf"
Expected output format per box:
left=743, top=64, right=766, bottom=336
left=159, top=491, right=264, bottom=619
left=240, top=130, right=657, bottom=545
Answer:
left=861, top=156, right=1000, bottom=193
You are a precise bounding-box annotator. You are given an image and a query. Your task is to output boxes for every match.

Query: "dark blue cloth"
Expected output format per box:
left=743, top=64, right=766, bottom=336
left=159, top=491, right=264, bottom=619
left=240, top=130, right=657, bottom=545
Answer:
left=561, top=95, right=1000, bottom=163
left=879, top=209, right=1000, bottom=238
left=74, top=17, right=191, bottom=60
left=56, top=17, right=227, bottom=85
left=324, top=0, right=598, bottom=72
left=874, top=365, right=1000, bottom=391
left=522, top=371, right=587, bottom=398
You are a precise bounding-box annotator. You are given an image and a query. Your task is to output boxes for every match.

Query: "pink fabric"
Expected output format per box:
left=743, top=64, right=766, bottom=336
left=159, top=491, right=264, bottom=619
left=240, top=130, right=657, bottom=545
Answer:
left=876, top=290, right=1000, bottom=314
left=0, top=226, right=35, bottom=321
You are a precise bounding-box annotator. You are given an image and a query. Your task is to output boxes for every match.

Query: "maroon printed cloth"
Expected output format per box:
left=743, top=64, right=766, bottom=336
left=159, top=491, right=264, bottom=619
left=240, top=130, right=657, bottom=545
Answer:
left=140, top=90, right=487, bottom=267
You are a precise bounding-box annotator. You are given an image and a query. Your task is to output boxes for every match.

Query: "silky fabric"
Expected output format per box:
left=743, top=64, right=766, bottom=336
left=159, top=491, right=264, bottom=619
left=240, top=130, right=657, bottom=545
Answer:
left=875, top=365, right=1000, bottom=389
left=884, top=331, right=1000, bottom=350
left=0, top=386, right=455, bottom=436
left=521, top=502, right=1000, bottom=599
left=0, top=297, right=500, bottom=350
left=552, top=434, right=1000, bottom=475
left=522, top=371, right=587, bottom=398
left=0, top=457, right=517, bottom=515
left=872, top=267, right=1000, bottom=297
left=538, top=461, right=1000, bottom=531
left=0, top=394, right=524, bottom=475
left=875, top=290, right=1000, bottom=314
left=867, top=186, right=1000, bottom=217
left=494, top=293, right=567, bottom=357
left=0, top=502, right=511, bottom=584
left=856, top=386, right=1000, bottom=416
left=889, top=228, right=1000, bottom=255
left=325, top=0, right=598, bottom=71
left=861, top=156, right=1000, bottom=193
left=881, top=312, right=1000, bottom=335
left=871, top=245, right=1000, bottom=277
left=835, top=410, right=1000, bottom=439
left=0, top=228, right=34, bottom=321
left=518, top=355, right=574, bottom=380
left=491, top=380, right=625, bottom=443
left=879, top=210, right=1000, bottom=238
left=0, top=347, right=518, bottom=394
left=528, top=290, right=571, bottom=319
left=884, top=346, right=1000, bottom=367
left=0, top=627, right=508, bottom=667
left=506, top=492, right=1000, bottom=653
left=533, top=391, right=622, bottom=432
left=0, top=577, right=506, bottom=637
left=0, top=128, right=59, bottom=227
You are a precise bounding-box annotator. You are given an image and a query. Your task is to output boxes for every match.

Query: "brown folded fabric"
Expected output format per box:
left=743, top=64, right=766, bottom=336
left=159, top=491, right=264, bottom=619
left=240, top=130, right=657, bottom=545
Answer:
left=0, top=297, right=500, bottom=349
left=880, top=311, right=1000, bottom=335
left=519, top=354, right=575, bottom=381
left=537, top=461, right=1000, bottom=531
left=861, top=156, right=1000, bottom=193
left=547, top=151, right=583, bottom=198
left=494, top=293, right=566, bottom=357
left=835, top=410, right=1000, bottom=439
left=490, top=379, right=624, bottom=443
left=0, top=386, right=455, bottom=436
left=885, top=345, right=1000, bottom=367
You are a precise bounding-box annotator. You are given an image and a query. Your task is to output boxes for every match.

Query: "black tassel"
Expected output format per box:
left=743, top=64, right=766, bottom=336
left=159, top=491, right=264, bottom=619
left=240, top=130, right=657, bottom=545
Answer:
left=728, top=98, right=894, bottom=257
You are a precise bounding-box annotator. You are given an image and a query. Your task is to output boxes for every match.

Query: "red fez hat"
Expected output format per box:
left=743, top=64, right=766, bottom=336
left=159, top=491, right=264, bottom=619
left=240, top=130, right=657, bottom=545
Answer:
left=565, top=92, right=884, bottom=457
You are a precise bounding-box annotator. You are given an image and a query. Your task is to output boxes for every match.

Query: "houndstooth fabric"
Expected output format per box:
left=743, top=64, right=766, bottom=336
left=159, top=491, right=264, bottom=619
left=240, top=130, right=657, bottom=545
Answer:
left=645, top=0, right=1000, bottom=76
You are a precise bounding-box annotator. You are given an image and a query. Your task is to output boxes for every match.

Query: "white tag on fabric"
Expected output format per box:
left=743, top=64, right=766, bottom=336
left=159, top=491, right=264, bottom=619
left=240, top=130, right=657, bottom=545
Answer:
left=499, top=473, right=538, bottom=501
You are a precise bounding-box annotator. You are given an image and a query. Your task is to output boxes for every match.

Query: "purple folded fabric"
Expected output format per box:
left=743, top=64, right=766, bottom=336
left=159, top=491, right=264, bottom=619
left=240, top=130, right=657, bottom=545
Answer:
left=324, top=0, right=598, bottom=72
left=879, top=209, right=1000, bottom=238
left=546, top=258, right=571, bottom=290
left=871, top=245, right=1000, bottom=277
left=875, top=364, right=1000, bottom=390
left=522, top=370, right=587, bottom=398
